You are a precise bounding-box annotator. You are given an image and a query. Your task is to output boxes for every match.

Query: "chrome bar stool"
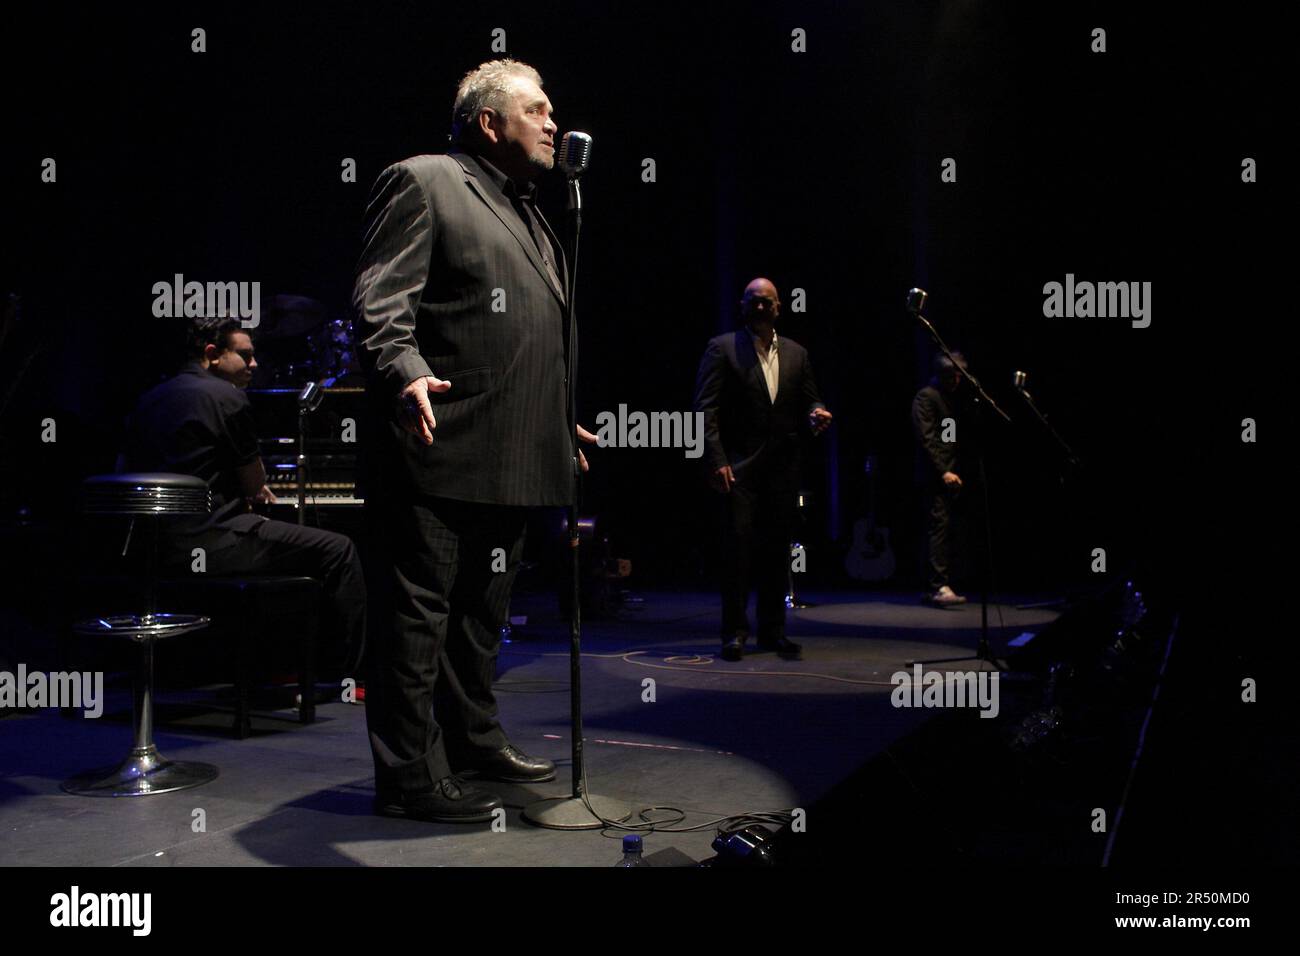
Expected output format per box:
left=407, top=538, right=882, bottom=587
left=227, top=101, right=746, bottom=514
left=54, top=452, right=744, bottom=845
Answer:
left=62, top=473, right=219, bottom=796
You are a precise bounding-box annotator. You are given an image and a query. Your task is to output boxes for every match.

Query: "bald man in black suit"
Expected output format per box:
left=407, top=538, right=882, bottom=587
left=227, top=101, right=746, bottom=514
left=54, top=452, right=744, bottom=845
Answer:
left=353, top=59, right=590, bottom=823
left=693, top=278, right=832, bottom=663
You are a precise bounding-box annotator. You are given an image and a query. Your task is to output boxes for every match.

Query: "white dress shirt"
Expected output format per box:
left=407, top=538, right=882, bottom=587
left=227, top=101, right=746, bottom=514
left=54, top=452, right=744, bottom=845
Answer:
left=753, top=331, right=779, bottom=403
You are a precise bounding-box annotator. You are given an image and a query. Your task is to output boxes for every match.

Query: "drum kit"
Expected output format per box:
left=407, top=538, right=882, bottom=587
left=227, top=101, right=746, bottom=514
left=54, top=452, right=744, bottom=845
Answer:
left=249, top=294, right=363, bottom=388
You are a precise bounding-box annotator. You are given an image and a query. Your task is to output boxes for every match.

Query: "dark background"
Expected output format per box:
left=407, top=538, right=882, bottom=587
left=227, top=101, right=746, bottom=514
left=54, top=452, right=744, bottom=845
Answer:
left=0, top=1, right=1273, bottom=603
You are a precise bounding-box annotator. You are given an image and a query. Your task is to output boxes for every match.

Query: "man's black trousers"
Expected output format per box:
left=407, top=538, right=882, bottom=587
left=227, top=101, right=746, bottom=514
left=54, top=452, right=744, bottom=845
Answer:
left=363, top=495, right=525, bottom=796
left=720, top=483, right=798, bottom=641
left=164, top=515, right=366, bottom=675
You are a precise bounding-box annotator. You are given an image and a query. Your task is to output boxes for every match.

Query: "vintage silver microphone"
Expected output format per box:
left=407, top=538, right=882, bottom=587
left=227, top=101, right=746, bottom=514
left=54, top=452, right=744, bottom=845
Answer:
left=1012, top=370, right=1028, bottom=396
left=297, top=380, right=324, bottom=412
left=906, top=287, right=928, bottom=316
left=557, top=131, right=592, bottom=214
left=557, top=130, right=592, bottom=177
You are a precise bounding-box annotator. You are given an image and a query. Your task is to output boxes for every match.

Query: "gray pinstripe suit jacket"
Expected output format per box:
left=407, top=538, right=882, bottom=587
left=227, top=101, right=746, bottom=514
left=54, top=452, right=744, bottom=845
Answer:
left=352, top=149, right=573, bottom=506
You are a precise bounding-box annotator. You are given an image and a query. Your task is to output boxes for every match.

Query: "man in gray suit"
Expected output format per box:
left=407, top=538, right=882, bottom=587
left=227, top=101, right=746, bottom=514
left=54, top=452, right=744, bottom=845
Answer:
left=353, top=59, right=579, bottom=823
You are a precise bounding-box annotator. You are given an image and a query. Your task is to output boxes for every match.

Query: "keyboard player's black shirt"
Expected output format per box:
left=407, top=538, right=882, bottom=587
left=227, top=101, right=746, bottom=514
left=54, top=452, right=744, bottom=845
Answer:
left=121, top=361, right=260, bottom=529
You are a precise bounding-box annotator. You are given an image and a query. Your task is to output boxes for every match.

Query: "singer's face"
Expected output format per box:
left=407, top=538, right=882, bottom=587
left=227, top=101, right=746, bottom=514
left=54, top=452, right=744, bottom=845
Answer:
left=487, top=77, right=557, bottom=178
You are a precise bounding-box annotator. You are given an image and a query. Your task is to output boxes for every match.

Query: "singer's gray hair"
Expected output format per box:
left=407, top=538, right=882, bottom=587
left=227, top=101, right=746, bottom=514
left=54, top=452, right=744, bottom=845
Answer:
left=450, top=59, right=543, bottom=144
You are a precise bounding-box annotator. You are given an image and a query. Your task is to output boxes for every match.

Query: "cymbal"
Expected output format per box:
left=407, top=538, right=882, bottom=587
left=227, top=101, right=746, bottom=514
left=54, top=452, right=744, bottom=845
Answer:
left=260, top=294, right=325, bottom=340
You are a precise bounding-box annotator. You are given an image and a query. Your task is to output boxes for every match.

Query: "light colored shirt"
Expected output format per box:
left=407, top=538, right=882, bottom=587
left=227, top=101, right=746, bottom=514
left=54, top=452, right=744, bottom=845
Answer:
left=753, top=331, right=779, bottom=402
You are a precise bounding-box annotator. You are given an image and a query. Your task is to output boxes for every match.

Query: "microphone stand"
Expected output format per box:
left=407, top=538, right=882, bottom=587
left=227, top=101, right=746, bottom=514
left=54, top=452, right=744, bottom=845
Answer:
left=905, top=291, right=1010, bottom=671
left=524, top=167, right=631, bottom=829
left=296, top=381, right=325, bottom=526
left=1011, top=374, right=1083, bottom=611
left=1014, top=374, right=1081, bottom=473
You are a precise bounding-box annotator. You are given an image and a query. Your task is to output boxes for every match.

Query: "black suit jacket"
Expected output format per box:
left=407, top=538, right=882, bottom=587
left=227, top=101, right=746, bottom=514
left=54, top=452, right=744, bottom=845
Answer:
left=352, top=149, right=573, bottom=506
left=692, top=329, right=826, bottom=492
left=911, top=383, right=958, bottom=484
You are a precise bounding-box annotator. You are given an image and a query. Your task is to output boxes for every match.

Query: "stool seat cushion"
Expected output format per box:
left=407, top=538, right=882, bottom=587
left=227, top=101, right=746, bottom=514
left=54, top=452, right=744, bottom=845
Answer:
left=87, top=473, right=209, bottom=491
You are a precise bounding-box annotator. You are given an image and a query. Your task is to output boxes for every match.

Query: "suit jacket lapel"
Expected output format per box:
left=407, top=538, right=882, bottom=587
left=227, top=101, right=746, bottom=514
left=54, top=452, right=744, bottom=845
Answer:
left=533, top=203, right=569, bottom=304
left=452, top=152, right=567, bottom=307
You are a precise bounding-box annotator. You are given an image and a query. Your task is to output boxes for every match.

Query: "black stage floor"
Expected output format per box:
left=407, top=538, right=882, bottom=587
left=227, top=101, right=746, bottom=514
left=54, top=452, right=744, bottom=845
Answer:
left=0, top=590, right=1061, bottom=867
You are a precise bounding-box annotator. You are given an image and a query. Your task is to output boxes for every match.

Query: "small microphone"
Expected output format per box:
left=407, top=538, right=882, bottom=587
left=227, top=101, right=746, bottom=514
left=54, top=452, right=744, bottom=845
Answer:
left=1013, top=370, right=1036, bottom=405
left=557, top=131, right=592, bottom=177
left=906, top=288, right=928, bottom=315
left=298, top=380, right=323, bottom=412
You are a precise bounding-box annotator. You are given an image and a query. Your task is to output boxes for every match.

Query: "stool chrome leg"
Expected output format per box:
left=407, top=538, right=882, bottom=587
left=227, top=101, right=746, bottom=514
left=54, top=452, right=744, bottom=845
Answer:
left=63, top=617, right=218, bottom=797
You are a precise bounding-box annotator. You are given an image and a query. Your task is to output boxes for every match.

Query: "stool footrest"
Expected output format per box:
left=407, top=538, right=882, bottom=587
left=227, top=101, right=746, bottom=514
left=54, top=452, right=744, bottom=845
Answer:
left=74, top=613, right=211, bottom=641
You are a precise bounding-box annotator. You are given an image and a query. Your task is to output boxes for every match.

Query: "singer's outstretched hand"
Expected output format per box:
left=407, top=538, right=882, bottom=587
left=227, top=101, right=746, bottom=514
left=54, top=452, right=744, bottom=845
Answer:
left=710, top=464, right=736, bottom=494
left=577, top=424, right=597, bottom=472
left=398, top=374, right=452, bottom=445
left=809, top=407, right=833, bottom=435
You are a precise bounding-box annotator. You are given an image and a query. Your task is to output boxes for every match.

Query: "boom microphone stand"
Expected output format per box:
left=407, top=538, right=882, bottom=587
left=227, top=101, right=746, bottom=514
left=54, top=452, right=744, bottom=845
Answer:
left=1010, top=370, right=1083, bottom=611
left=904, top=289, right=1010, bottom=671
left=524, top=133, right=631, bottom=829
left=1012, top=370, right=1081, bottom=473
left=296, top=380, right=324, bottom=526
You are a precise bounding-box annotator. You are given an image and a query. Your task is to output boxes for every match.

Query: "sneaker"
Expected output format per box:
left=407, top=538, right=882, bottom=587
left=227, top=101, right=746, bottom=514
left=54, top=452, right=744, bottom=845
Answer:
left=929, top=585, right=967, bottom=606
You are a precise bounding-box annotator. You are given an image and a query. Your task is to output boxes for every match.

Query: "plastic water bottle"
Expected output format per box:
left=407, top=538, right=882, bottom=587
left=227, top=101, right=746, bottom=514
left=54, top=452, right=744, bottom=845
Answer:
left=615, top=833, right=650, bottom=867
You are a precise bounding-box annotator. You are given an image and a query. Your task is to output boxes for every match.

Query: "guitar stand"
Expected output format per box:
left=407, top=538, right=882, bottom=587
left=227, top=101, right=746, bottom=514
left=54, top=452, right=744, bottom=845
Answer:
left=786, top=559, right=815, bottom=609
left=785, top=492, right=815, bottom=609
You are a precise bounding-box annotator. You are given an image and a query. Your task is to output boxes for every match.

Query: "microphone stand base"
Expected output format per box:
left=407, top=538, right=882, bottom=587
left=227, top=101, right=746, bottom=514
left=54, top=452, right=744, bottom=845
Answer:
left=522, top=793, right=632, bottom=830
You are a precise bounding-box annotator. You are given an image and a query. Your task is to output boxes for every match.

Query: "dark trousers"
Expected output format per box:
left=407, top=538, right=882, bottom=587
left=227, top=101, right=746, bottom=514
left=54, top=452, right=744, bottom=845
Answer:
left=363, top=495, right=525, bottom=795
left=720, top=483, right=798, bottom=640
left=164, top=515, right=366, bottom=675
left=923, top=482, right=958, bottom=592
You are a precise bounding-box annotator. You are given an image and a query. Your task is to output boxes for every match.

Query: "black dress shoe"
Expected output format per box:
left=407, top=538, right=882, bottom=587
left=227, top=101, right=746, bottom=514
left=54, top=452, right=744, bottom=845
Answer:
left=374, top=775, right=503, bottom=823
left=757, top=635, right=803, bottom=660
left=463, top=744, right=556, bottom=783
left=720, top=635, right=746, bottom=661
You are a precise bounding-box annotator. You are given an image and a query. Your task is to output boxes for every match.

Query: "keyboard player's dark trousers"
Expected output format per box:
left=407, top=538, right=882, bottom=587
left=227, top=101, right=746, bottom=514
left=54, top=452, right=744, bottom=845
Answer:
left=161, top=513, right=366, bottom=676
